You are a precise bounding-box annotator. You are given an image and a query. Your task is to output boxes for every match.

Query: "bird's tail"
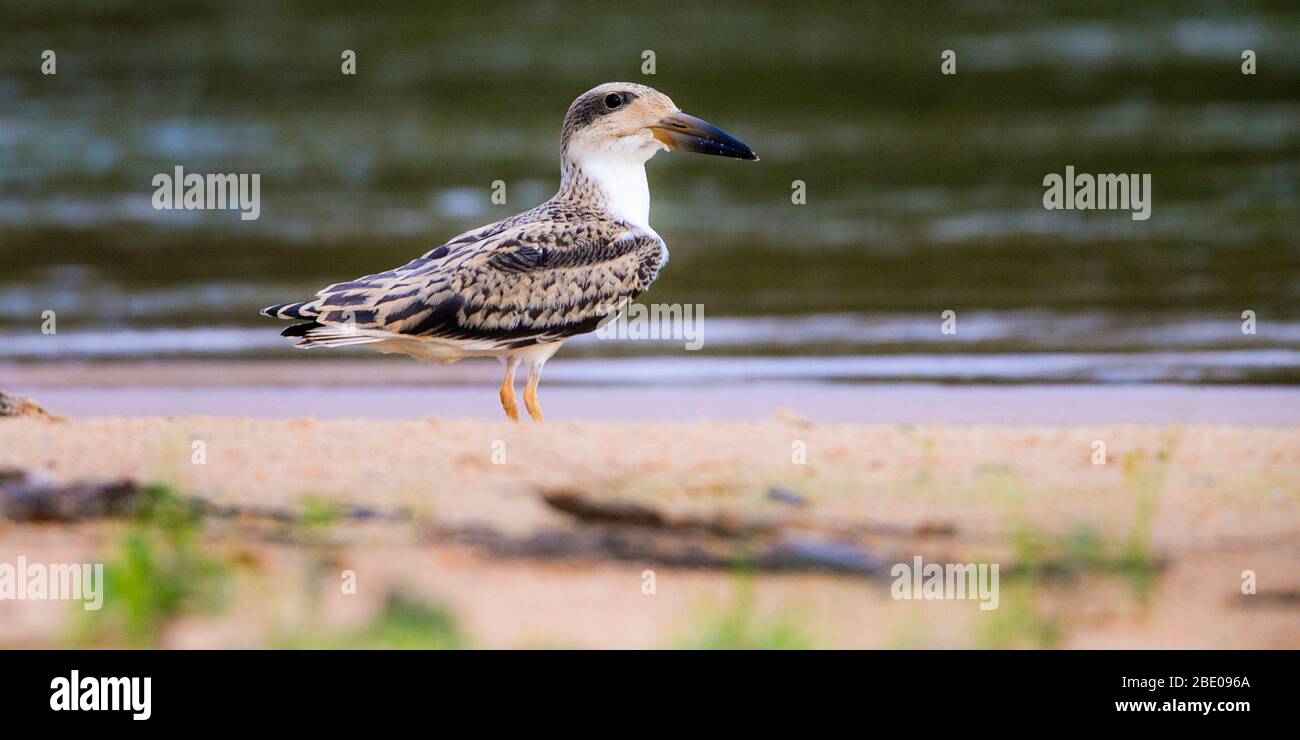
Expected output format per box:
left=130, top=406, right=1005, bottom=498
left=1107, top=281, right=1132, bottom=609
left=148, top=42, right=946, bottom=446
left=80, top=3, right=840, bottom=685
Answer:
left=280, top=321, right=384, bottom=349
left=260, top=301, right=316, bottom=320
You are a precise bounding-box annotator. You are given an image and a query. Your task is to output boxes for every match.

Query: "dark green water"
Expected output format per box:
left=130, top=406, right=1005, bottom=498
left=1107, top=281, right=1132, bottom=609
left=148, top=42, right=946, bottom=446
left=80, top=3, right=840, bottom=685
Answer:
left=1, top=1, right=1297, bottom=380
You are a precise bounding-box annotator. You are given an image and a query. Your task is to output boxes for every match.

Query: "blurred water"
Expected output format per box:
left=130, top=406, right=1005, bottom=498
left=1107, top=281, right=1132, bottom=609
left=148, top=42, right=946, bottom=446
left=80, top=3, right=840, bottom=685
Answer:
left=0, top=1, right=1297, bottom=382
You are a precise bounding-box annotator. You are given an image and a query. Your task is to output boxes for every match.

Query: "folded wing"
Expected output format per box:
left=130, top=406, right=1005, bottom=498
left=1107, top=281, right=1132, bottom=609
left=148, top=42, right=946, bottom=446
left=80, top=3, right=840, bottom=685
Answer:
left=263, top=216, right=666, bottom=352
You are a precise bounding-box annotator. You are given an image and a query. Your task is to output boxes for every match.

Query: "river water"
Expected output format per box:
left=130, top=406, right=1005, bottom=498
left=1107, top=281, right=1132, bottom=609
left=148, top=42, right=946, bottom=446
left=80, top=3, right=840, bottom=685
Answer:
left=1, top=1, right=1297, bottom=383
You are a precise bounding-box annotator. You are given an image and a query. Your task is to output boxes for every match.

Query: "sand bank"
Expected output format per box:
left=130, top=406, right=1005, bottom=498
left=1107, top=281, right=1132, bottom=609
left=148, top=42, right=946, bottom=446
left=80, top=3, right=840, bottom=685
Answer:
left=1, top=415, right=1296, bottom=648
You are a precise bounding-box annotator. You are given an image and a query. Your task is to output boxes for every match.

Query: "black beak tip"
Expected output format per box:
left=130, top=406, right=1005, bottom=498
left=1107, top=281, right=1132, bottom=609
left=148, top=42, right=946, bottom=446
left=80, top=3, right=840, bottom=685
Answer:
left=659, top=113, right=760, bottom=162
left=722, top=135, right=758, bottom=161
left=719, top=140, right=758, bottom=161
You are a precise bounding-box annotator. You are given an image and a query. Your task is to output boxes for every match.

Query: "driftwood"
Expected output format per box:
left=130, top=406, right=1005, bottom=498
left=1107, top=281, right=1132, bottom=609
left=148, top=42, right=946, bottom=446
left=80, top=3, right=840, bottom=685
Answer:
left=429, top=521, right=885, bottom=575
left=0, top=468, right=411, bottom=525
left=449, top=488, right=912, bottom=575
left=477, top=489, right=964, bottom=575
left=543, top=489, right=955, bottom=539
left=543, top=491, right=766, bottom=538
left=0, top=391, right=61, bottom=420
left=0, top=467, right=945, bottom=577
left=0, top=469, right=140, bottom=522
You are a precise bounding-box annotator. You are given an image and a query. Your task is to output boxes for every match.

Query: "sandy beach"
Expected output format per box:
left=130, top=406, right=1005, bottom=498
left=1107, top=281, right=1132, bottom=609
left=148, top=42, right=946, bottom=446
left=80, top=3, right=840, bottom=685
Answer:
left=3, top=384, right=1297, bottom=648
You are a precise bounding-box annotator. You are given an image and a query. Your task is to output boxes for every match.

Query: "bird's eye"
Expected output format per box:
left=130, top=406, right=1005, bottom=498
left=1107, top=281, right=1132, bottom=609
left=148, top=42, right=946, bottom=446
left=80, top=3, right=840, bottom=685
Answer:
left=603, top=93, right=623, bottom=109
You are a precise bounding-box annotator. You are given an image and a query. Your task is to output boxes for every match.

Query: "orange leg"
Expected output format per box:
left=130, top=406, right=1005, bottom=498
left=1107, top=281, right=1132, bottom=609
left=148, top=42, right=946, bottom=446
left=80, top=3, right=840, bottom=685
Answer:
left=524, top=367, right=544, bottom=422
left=499, top=358, right=520, bottom=422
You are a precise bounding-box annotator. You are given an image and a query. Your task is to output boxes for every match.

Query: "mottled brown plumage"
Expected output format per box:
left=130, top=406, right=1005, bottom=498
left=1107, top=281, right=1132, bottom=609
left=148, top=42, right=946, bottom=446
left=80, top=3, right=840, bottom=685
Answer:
left=265, top=199, right=663, bottom=353
left=262, top=82, right=756, bottom=421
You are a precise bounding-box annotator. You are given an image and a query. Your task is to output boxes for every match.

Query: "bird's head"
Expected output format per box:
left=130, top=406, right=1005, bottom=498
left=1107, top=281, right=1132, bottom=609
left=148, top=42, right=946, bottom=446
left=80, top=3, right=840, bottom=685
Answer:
left=560, top=82, right=758, bottom=166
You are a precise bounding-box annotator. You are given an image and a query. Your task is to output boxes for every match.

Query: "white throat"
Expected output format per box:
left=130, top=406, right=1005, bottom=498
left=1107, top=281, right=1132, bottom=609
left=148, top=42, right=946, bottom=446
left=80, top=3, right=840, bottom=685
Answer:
left=563, top=136, right=664, bottom=232
left=579, top=156, right=650, bottom=229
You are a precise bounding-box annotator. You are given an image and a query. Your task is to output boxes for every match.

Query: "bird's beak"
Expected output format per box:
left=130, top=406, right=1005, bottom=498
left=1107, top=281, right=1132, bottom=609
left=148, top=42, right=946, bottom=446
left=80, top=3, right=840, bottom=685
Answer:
left=650, top=111, right=758, bottom=161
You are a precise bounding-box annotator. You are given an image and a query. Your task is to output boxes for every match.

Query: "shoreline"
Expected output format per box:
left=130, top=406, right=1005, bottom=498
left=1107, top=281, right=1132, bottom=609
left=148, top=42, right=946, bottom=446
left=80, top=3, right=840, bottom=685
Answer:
left=4, top=381, right=1298, bottom=426
left=4, top=347, right=1300, bottom=387
left=5, top=360, right=1300, bottom=424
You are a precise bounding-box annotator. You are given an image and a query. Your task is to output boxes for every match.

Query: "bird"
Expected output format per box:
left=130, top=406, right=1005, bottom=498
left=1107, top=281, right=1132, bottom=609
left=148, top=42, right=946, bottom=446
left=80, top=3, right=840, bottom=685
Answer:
left=261, top=82, right=757, bottom=421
